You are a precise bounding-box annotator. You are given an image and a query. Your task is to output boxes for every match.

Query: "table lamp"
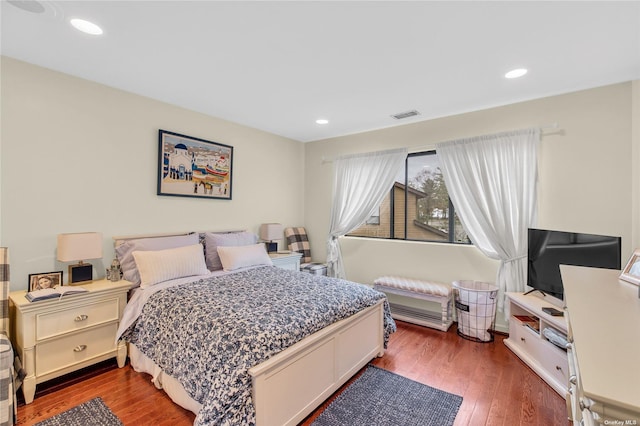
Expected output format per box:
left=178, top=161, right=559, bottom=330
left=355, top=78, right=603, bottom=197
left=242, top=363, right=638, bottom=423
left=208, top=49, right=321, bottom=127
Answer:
left=57, top=232, right=103, bottom=284
left=259, top=223, right=283, bottom=253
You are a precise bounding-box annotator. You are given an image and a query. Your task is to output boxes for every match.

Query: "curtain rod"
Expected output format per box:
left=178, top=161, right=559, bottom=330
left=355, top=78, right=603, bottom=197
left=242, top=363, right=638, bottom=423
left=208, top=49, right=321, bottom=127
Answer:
left=321, top=122, right=560, bottom=163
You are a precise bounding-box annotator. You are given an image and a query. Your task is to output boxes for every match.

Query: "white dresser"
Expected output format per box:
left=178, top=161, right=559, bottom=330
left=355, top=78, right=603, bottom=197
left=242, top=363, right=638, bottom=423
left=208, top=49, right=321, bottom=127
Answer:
left=9, top=279, right=131, bottom=403
left=561, top=265, right=640, bottom=425
left=269, top=251, right=302, bottom=271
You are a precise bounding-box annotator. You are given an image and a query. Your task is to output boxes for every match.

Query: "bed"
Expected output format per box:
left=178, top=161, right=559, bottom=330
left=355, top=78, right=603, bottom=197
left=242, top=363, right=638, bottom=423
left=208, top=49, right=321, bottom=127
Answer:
left=113, top=231, right=395, bottom=426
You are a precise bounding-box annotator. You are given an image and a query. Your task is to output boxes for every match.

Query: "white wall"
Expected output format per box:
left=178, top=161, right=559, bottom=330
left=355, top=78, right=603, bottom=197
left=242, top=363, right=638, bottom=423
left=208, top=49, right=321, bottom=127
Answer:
left=632, top=80, right=640, bottom=249
left=304, top=82, right=634, bottom=328
left=0, top=57, right=305, bottom=290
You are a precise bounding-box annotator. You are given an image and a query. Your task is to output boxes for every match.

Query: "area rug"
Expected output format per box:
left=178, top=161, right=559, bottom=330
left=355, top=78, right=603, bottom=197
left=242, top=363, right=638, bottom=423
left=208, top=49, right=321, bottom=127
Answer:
left=34, top=397, right=123, bottom=426
left=312, top=365, right=463, bottom=426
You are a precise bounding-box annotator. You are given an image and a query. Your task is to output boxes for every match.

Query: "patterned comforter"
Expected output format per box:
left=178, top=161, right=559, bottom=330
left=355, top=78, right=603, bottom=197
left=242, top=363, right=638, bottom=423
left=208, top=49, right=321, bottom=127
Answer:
left=119, top=266, right=396, bottom=425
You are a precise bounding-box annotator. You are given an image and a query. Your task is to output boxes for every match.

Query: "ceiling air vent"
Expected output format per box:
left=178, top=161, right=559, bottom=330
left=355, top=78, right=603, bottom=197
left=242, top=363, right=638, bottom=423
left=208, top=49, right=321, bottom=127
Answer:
left=391, top=110, right=420, bottom=120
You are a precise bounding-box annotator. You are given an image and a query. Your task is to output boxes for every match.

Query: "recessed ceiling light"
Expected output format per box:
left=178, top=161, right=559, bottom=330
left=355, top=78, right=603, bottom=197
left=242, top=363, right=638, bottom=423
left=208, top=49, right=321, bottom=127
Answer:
left=70, top=18, right=103, bottom=35
left=505, top=68, right=528, bottom=79
left=316, top=119, right=329, bottom=125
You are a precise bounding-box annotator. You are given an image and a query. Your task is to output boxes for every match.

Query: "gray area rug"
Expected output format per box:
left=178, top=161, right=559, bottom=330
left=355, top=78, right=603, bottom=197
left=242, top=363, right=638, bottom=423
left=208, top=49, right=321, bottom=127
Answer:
left=312, top=365, right=463, bottom=426
left=34, top=397, right=123, bottom=426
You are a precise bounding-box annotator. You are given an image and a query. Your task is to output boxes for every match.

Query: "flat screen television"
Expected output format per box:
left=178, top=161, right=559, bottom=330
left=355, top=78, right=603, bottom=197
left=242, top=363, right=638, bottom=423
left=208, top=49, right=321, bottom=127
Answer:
left=527, top=228, right=622, bottom=300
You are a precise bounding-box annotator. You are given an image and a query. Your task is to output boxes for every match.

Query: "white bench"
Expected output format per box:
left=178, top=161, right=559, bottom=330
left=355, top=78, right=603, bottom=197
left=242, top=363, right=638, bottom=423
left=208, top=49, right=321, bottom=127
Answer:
left=373, top=276, right=453, bottom=332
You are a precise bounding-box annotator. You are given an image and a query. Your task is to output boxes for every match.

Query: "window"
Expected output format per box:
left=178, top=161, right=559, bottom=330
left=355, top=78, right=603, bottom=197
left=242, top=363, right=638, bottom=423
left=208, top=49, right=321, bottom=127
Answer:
left=348, top=150, right=470, bottom=244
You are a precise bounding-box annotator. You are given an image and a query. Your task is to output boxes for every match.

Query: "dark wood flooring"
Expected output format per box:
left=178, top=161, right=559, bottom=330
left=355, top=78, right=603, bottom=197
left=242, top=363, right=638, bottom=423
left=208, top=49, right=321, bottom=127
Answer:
left=16, top=321, right=569, bottom=425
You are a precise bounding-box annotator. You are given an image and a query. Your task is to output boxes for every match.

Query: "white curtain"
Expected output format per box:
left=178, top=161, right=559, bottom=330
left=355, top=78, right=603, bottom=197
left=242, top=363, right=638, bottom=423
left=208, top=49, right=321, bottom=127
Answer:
left=327, top=148, right=408, bottom=279
left=436, top=128, right=540, bottom=312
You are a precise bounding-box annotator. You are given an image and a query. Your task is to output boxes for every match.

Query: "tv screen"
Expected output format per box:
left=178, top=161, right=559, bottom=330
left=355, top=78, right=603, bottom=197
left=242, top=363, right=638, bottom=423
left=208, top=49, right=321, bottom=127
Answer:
left=527, top=228, right=621, bottom=299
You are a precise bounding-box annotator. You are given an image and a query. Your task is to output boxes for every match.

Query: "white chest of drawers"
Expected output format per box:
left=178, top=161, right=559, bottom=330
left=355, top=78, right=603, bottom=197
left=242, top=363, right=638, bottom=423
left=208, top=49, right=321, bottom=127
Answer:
left=561, top=265, right=640, bottom=426
left=9, top=279, right=131, bottom=403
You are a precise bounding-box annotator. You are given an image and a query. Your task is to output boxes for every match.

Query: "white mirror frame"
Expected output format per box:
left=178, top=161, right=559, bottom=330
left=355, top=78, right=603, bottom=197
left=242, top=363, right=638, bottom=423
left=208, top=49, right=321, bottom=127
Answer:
left=619, top=248, right=640, bottom=285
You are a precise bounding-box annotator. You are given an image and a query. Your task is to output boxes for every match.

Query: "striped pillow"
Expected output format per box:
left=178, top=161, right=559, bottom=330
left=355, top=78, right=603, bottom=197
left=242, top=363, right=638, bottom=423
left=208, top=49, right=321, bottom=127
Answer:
left=133, top=244, right=209, bottom=288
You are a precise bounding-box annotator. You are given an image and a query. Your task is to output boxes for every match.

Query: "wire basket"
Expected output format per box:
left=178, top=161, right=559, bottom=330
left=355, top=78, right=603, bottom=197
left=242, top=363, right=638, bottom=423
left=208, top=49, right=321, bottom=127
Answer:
left=453, top=280, right=498, bottom=343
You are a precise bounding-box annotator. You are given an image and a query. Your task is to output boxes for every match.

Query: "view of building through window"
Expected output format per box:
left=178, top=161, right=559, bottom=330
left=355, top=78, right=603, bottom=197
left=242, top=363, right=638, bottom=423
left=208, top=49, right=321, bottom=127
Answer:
left=348, top=151, right=470, bottom=244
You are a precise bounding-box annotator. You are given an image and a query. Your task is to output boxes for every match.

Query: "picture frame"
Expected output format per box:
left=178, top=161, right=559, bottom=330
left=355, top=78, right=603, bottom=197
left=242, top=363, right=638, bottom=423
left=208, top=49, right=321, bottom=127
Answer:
left=619, top=248, right=640, bottom=285
left=28, top=271, right=63, bottom=292
left=157, top=129, right=233, bottom=200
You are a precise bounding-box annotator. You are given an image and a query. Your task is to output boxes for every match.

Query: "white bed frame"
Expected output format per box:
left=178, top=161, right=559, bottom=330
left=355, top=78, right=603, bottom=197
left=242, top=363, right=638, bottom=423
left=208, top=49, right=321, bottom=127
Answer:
left=114, top=231, right=386, bottom=426
left=250, top=299, right=384, bottom=426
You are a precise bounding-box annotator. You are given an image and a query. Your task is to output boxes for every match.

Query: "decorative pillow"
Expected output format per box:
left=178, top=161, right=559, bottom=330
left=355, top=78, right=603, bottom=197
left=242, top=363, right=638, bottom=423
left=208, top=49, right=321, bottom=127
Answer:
left=133, top=244, right=209, bottom=288
left=204, top=231, right=258, bottom=271
left=216, top=243, right=272, bottom=271
left=116, top=233, right=200, bottom=286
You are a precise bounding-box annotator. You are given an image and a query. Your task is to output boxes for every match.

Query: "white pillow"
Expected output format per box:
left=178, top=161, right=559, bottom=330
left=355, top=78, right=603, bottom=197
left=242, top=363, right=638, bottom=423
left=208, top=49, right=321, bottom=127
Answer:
left=116, top=233, right=200, bottom=287
left=216, top=243, right=273, bottom=271
left=203, top=231, right=258, bottom=271
left=133, top=244, right=209, bottom=288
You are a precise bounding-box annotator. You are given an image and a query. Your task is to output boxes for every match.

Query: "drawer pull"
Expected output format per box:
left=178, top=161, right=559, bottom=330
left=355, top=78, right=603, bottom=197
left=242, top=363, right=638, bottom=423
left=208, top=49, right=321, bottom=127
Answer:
left=74, top=314, right=88, bottom=322
left=73, top=345, right=87, bottom=352
left=579, top=397, right=592, bottom=411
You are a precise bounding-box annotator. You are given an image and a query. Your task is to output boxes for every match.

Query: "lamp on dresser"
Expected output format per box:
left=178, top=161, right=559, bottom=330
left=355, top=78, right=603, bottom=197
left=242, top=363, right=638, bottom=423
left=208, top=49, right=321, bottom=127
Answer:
left=259, top=223, right=283, bottom=253
left=57, top=232, right=103, bottom=284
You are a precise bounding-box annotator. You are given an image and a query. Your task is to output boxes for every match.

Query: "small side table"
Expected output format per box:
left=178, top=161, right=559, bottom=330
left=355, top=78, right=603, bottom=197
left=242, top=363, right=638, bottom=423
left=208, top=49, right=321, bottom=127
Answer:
left=9, top=278, right=131, bottom=403
left=269, top=251, right=302, bottom=271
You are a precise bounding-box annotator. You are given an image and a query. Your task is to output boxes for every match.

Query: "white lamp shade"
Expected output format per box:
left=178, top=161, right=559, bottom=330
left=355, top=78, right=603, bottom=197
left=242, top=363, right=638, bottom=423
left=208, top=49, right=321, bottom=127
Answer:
left=259, top=223, right=283, bottom=241
left=57, top=232, right=103, bottom=262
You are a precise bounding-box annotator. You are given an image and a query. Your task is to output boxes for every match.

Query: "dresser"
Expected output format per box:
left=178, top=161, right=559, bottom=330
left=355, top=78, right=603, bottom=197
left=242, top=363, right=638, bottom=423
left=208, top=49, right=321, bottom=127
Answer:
left=560, top=265, right=640, bottom=425
left=269, top=251, right=302, bottom=271
left=9, top=279, right=131, bottom=403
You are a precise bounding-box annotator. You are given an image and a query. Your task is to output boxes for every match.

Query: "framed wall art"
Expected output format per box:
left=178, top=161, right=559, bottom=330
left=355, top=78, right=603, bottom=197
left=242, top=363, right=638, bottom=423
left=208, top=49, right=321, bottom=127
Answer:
left=157, top=129, right=233, bottom=200
left=28, top=271, right=63, bottom=292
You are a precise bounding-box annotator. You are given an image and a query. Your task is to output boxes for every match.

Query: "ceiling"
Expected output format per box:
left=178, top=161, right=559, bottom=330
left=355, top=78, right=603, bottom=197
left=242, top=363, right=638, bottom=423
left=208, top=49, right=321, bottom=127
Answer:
left=2, top=1, right=640, bottom=142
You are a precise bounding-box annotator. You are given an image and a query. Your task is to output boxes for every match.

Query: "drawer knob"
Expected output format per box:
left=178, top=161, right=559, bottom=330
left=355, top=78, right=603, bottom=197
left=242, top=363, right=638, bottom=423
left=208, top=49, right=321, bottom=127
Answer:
left=569, top=375, right=577, bottom=385
left=579, top=398, right=592, bottom=411
left=74, top=314, right=88, bottom=322
left=73, top=345, right=87, bottom=352
left=520, top=337, right=526, bottom=342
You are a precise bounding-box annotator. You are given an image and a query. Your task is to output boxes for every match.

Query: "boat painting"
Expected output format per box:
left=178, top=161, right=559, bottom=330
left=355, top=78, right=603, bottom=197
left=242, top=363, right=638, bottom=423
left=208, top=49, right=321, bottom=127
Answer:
left=157, top=129, right=233, bottom=200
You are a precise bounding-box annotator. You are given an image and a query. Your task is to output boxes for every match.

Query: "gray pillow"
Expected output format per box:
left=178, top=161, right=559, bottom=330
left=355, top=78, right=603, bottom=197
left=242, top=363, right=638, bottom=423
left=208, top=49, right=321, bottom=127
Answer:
left=204, top=231, right=258, bottom=271
left=116, top=233, right=200, bottom=286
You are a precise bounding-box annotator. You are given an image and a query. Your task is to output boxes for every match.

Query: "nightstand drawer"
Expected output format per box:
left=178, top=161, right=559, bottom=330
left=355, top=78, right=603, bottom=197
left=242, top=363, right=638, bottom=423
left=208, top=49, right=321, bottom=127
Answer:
left=36, top=323, right=118, bottom=377
left=36, top=298, right=120, bottom=340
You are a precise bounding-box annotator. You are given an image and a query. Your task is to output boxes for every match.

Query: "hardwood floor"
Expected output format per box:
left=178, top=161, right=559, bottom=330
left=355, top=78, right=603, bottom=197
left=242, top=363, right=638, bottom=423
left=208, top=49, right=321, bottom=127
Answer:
left=17, top=321, right=569, bottom=425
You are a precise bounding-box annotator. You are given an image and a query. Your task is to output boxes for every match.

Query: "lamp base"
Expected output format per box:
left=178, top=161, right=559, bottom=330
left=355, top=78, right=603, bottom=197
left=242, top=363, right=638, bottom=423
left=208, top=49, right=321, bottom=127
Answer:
left=265, top=242, right=278, bottom=253
left=69, top=263, right=93, bottom=284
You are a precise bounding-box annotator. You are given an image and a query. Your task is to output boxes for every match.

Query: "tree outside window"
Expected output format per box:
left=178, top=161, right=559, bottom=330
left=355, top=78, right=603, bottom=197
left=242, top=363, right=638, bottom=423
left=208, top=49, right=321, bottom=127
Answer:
left=348, top=150, right=470, bottom=244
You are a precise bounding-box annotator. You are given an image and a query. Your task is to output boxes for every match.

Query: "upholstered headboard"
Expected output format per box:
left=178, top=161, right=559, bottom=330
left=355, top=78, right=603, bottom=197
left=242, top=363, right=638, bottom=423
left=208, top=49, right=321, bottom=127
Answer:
left=112, top=229, right=246, bottom=248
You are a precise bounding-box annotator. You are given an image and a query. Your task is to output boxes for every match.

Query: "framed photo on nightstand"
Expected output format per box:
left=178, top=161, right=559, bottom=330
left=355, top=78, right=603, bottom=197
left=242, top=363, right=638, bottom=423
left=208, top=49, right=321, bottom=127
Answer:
left=28, top=271, right=63, bottom=292
left=620, top=248, right=640, bottom=286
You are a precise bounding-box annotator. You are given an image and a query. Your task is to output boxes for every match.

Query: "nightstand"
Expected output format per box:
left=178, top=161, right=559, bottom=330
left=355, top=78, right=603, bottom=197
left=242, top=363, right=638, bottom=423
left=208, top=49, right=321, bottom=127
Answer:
left=9, top=279, right=131, bottom=404
left=269, top=251, right=302, bottom=271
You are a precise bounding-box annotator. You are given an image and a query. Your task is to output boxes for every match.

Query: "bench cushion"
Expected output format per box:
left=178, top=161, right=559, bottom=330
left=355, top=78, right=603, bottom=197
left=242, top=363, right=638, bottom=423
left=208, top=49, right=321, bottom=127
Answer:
left=373, top=276, right=451, bottom=297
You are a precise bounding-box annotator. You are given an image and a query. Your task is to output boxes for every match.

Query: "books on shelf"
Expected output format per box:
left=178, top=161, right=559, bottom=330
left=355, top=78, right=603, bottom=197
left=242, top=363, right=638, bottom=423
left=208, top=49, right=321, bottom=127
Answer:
left=514, top=314, right=537, bottom=322
left=26, top=286, right=88, bottom=302
left=514, top=314, right=540, bottom=333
